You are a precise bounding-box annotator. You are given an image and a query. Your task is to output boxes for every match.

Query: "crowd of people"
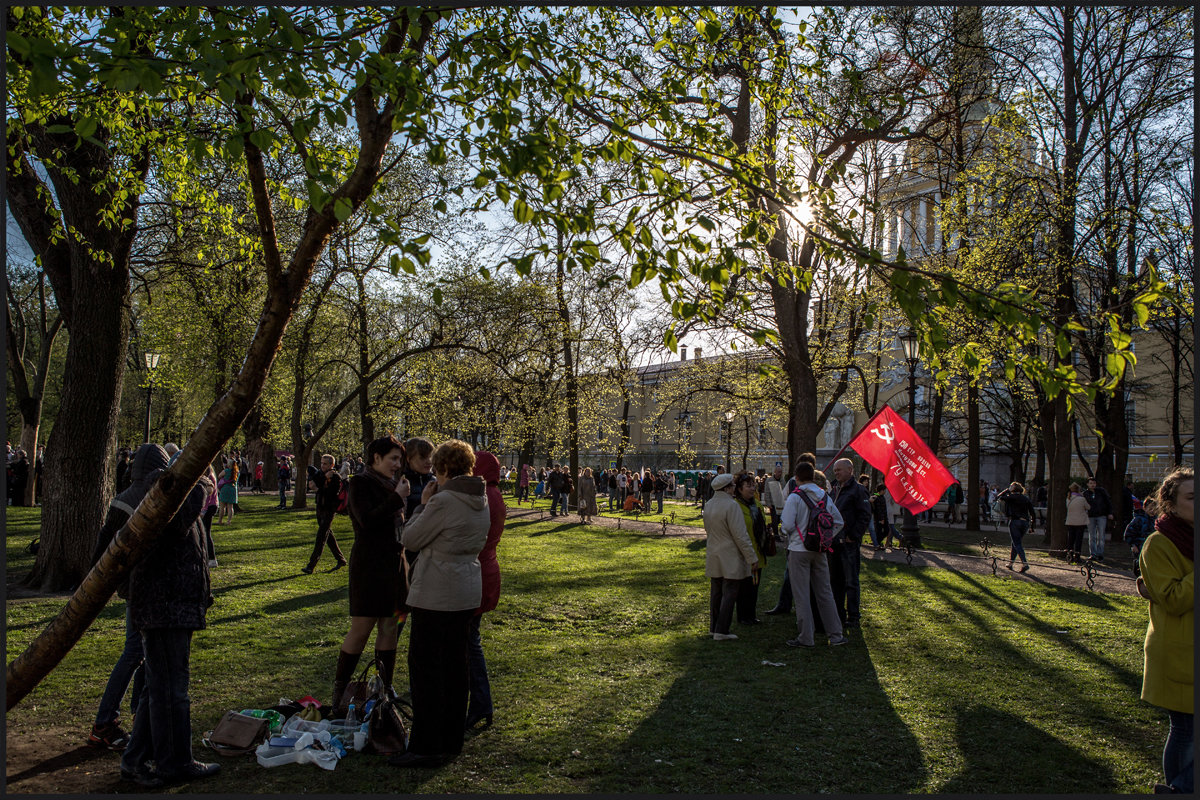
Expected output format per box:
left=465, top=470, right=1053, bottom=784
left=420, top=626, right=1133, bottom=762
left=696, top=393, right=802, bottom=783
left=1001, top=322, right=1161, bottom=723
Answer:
left=84, top=435, right=507, bottom=784
left=56, top=431, right=1192, bottom=790
left=700, top=453, right=874, bottom=646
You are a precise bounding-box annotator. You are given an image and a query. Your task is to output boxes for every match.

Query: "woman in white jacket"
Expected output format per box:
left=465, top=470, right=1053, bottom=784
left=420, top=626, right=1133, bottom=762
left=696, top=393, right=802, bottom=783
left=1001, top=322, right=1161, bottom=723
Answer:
left=780, top=462, right=848, bottom=648
left=390, top=439, right=490, bottom=768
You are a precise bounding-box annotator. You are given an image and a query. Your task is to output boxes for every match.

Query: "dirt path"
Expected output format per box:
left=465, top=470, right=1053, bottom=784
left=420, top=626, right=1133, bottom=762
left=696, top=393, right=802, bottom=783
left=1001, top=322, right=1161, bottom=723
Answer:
left=506, top=506, right=1140, bottom=596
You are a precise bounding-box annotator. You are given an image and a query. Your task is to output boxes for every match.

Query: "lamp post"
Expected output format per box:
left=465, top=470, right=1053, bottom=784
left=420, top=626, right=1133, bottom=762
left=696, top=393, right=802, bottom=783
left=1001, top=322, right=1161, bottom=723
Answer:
left=453, top=395, right=463, bottom=440
left=723, top=409, right=735, bottom=474
left=143, top=352, right=161, bottom=443
left=898, top=330, right=922, bottom=548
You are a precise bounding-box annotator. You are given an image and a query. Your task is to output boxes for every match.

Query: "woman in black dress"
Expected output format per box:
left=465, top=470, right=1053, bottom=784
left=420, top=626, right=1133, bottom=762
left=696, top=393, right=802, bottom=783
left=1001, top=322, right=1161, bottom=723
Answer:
left=330, top=436, right=411, bottom=713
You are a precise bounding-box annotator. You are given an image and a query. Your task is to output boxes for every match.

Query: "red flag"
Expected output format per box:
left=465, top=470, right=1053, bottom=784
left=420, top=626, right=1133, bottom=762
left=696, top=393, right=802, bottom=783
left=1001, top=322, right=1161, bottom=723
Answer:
left=847, top=405, right=956, bottom=514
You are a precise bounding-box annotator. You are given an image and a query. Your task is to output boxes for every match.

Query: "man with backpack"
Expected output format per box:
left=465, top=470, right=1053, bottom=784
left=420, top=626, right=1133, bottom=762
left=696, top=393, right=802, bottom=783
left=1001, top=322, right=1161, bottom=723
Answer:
left=829, top=458, right=872, bottom=629
left=780, top=461, right=847, bottom=647
left=547, top=464, right=566, bottom=517
left=301, top=454, right=347, bottom=574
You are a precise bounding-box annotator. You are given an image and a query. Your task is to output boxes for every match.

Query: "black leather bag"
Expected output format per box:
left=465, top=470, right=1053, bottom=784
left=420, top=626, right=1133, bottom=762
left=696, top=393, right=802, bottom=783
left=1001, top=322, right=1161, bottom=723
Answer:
left=364, top=686, right=411, bottom=755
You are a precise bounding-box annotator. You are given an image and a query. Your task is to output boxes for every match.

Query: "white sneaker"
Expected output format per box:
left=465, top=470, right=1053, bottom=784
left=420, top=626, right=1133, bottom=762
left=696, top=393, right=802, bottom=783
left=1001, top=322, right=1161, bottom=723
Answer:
left=712, top=633, right=739, bottom=641
left=207, top=559, right=218, bottom=567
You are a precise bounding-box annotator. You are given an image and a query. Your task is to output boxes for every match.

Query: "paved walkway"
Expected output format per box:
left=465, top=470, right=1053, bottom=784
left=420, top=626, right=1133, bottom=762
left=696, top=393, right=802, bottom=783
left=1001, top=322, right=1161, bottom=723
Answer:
left=505, top=506, right=1140, bottom=596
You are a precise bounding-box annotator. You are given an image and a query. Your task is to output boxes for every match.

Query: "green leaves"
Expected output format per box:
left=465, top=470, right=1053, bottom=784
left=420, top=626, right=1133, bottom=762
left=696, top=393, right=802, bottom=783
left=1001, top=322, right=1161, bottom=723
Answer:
left=695, top=17, right=722, bottom=44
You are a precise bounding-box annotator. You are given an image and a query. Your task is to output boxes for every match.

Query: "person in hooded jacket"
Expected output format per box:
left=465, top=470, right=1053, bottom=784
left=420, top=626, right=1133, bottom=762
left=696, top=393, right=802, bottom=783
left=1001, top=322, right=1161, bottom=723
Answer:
left=109, top=444, right=220, bottom=788
left=516, top=463, right=531, bottom=503
left=87, top=454, right=156, bottom=752
left=390, top=439, right=489, bottom=768
left=466, top=451, right=505, bottom=732
left=331, top=436, right=411, bottom=714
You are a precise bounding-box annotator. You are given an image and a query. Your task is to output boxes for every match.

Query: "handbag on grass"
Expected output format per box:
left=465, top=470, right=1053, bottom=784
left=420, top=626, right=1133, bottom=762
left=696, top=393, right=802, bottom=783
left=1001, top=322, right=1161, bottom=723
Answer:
left=202, top=710, right=270, bottom=756
left=364, top=685, right=412, bottom=755
left=339, top=658, right=384, bottom=710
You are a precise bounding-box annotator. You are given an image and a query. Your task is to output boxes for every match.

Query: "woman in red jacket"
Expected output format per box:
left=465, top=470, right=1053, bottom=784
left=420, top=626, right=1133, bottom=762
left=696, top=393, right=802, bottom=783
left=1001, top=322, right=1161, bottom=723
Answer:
left=467, top=451, right=505, bottom=731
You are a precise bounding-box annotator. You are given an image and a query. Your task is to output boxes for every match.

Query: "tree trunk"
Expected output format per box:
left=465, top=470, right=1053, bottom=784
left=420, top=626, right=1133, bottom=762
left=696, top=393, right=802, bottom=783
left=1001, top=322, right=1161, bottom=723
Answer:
left=25, top=269, right=131, bottom=591
left=928, top=383, right=944, bottom=454
left=355, top=272, right=374, bottom=445
left=19, top=409, right=40, bottom=507
left=1170, top=314, right=1183, bottom=464
left=554, top=224, right=580, bottom=509
left=617, top=397, right=630, bottom=469
left=966, top=381, right=980, bottom=530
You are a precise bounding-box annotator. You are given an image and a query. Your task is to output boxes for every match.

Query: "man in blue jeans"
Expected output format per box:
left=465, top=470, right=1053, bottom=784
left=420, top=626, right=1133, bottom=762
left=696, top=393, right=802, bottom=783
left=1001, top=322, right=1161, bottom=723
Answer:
left=113, top=444, right=221, bottom=788
left=547, top=464, right=566, bottom=516
left=88, top=451, right=160, bottom=751
left=1083, top=477, right=1113, bottom=561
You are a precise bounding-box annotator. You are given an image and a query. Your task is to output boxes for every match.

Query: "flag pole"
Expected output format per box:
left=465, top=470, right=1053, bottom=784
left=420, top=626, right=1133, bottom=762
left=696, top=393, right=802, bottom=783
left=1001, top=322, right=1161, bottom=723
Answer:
left=823, top=406, right=889, bottom=472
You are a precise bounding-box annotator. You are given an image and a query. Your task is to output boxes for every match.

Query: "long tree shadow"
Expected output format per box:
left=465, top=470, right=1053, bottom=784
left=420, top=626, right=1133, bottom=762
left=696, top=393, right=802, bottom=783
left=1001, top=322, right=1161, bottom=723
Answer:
left=876, top=564, right=1156, bottom=771
left=579, top=628, right=927, bottom=793
left=941, top=703, right=1114, bottom=793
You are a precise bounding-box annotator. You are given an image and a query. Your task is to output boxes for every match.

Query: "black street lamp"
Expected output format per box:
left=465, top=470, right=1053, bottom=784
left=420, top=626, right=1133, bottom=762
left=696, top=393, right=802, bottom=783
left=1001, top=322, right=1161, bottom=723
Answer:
left=898, top=330, right=922, bottom=548
left=143, top=352, right=161, bottom=443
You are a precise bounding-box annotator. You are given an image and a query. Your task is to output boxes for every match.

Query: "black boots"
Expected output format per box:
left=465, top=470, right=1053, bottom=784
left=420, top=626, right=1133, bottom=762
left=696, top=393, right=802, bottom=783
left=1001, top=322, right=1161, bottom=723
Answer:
left=332, top=649, right=362, bottom=715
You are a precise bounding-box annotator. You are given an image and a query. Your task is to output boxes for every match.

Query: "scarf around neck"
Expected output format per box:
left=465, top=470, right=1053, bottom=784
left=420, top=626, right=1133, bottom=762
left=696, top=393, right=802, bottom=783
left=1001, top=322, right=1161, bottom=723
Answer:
left=1155, top=513, right=1194, bottom=562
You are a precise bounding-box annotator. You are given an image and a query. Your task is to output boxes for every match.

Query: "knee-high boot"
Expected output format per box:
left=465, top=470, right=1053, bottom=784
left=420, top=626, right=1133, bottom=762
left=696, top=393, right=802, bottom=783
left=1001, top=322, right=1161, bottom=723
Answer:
left=332, top=649, right=361, bottom=715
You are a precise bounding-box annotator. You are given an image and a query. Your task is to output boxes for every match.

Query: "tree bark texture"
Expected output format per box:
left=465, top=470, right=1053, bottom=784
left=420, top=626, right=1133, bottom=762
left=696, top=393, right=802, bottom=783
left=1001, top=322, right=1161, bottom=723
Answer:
left=7, top=124, right=146, bottom=592
left=966, top=381, right=980, bottom=530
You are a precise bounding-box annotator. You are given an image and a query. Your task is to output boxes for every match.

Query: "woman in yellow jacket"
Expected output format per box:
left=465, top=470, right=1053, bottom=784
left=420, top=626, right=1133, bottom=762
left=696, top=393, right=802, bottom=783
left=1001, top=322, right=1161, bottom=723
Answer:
left=1138, top=466, right=1193, bottom=794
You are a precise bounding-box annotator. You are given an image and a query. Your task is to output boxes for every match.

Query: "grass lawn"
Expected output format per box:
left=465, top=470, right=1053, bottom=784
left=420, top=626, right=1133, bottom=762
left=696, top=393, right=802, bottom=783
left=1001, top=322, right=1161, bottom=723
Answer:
left=5, top=494, right=1164, bottom=793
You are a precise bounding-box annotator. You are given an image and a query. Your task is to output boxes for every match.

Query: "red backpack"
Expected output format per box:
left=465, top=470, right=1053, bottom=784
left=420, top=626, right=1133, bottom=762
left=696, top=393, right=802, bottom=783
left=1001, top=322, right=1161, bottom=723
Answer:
left=335, top=480, right=349, bottom=515
left=795, top=488, right=835, bottom=553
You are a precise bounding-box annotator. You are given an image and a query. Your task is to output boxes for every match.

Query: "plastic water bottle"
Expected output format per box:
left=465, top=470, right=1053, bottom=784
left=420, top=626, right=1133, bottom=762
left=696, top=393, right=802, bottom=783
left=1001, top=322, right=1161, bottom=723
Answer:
left=362, top=698, right=376, bottom=718
left=346, top=703, right=358, bottom=728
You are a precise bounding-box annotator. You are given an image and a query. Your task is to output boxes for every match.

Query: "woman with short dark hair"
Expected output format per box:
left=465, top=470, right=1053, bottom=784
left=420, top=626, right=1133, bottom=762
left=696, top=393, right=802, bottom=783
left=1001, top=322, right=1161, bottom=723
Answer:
left=390, top=439, right=490, bottom=767
left=996, top=482, right=1034, bottom=573
left=330, top=436, right=411, bottom=713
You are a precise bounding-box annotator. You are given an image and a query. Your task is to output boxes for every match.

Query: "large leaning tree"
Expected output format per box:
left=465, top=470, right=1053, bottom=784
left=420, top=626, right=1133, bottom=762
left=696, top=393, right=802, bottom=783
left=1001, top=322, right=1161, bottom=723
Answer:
left=4, top=6, right=616, bottom=708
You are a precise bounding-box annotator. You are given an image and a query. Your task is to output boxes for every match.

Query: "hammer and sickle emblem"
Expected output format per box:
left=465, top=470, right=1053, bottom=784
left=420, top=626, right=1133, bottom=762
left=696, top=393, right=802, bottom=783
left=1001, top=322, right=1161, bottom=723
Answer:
left=871, top=423, right=896, bottom=444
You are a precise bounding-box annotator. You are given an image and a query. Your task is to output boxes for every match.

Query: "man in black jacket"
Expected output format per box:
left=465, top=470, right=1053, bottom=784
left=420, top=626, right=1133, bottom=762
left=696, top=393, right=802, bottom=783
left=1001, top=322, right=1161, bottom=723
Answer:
left=110, top=444, right=220, bottom=787
left=302, top=454, right=347, bottom=573
left=547, top=464, right=566, bottom=517
left=829, top=458, right=872, bottom=628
